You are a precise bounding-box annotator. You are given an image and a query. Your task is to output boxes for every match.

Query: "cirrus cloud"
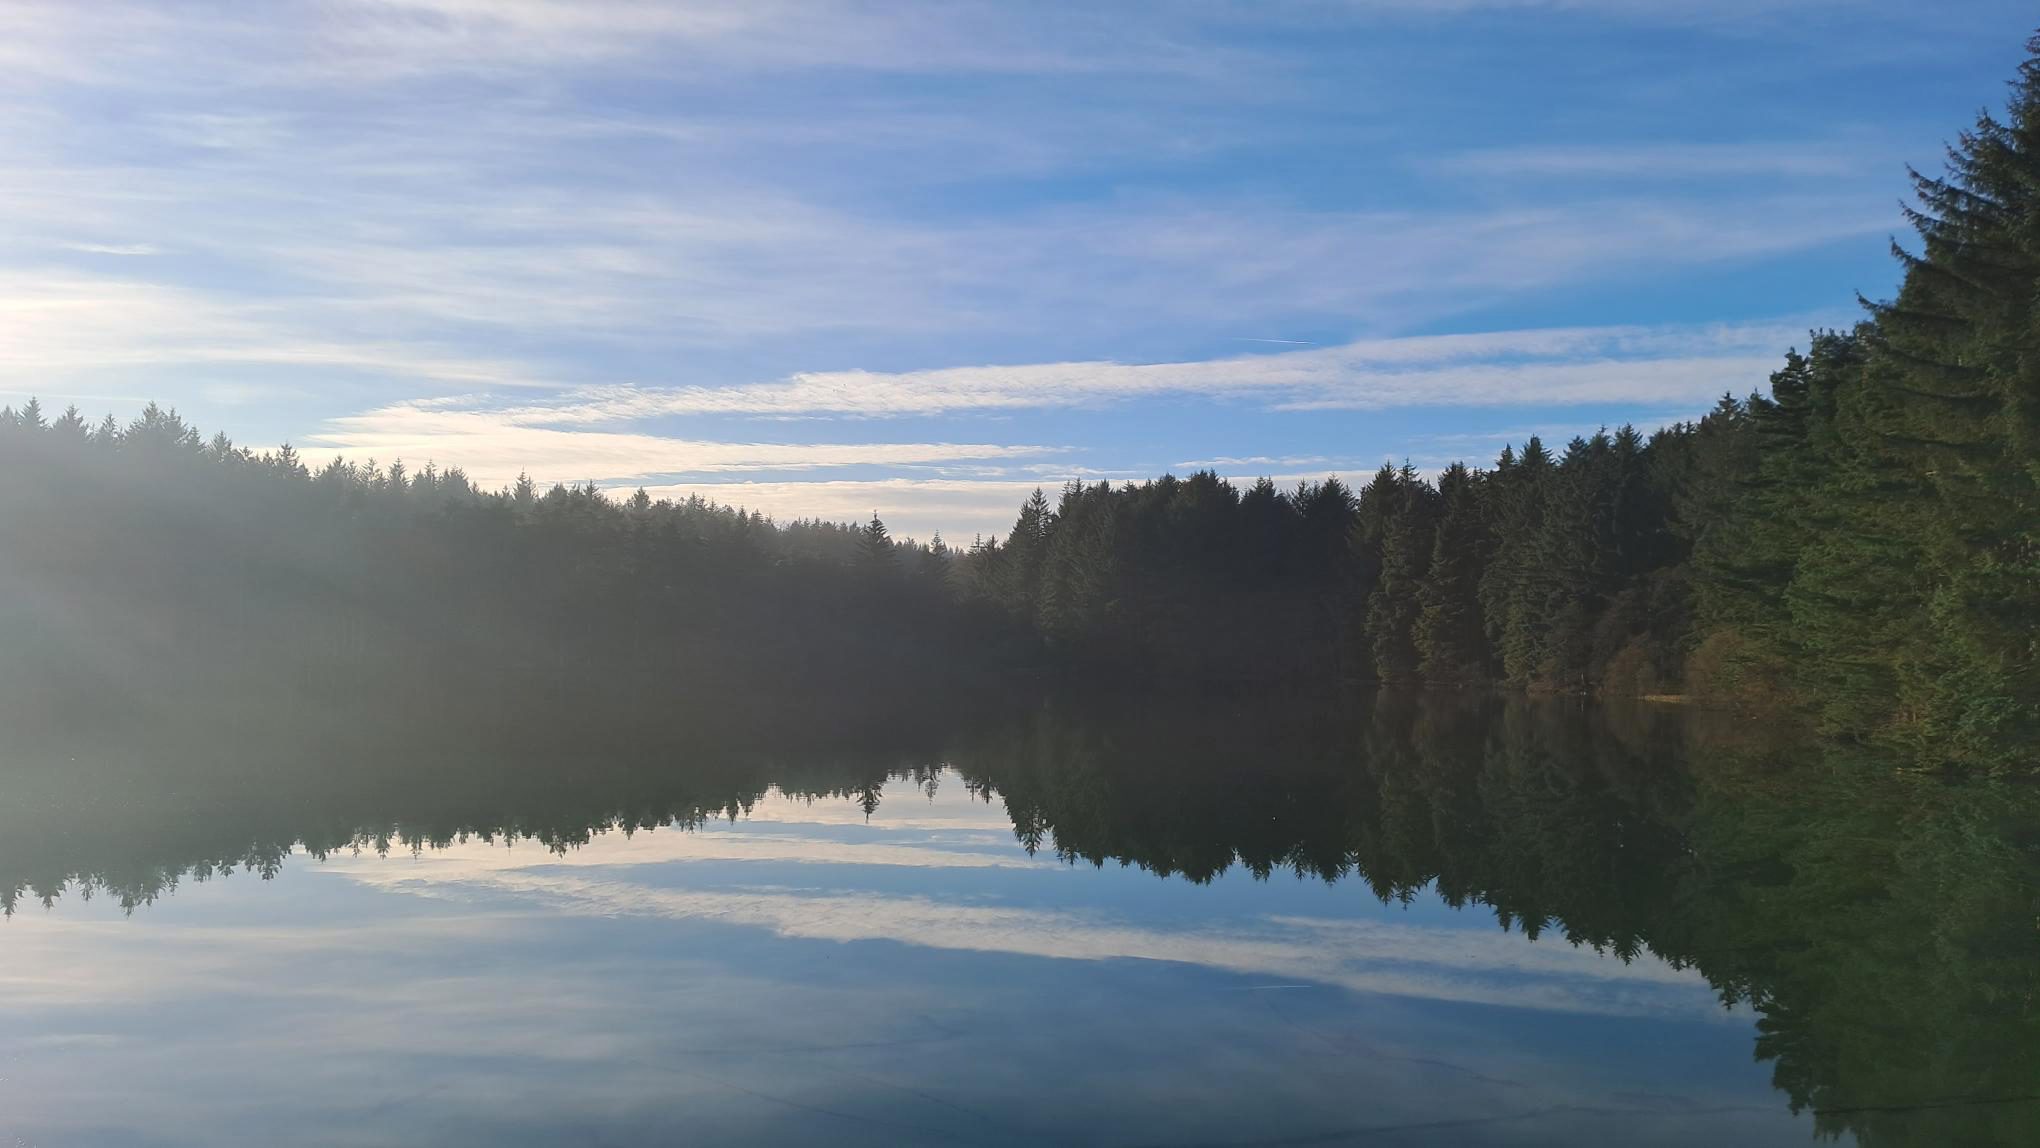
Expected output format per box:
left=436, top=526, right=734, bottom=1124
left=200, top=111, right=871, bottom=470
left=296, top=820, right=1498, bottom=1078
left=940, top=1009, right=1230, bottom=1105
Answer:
left=299, top=399, right=1065, bottom=490
left=490, top=319, right=1817, bottom=422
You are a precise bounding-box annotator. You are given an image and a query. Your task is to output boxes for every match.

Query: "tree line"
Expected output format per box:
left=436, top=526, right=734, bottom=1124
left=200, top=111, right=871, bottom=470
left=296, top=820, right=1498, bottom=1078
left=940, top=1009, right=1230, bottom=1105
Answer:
left=0, top=399, right=1033, bottom=734
left=950, top=42, right=2040, bottom=770
left=7, top=35, right=2040, bottom=770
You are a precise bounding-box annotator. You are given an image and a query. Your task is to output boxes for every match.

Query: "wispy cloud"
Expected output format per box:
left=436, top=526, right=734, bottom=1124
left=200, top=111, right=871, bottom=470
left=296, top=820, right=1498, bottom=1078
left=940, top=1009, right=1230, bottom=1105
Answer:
left=300, top=399, right=1063, bottom=488
left=256, top=317, right=1809, bottom=534
left=610, top=477, right=1070, bottom=540
left=0, top=0, right=1896, bottom=387
left=0, top=274, right=554, bottom=391
left=1331, top=0, right=1867, bottom=19
left=0, top=148, right=1887, bottom=377
left=1174, top=454, right=1344, bottom=470
left=1, top=0, right=1244, bottom=91
left=59, top=242, right=158, bottom=257
left=517, top=320, right=1815, bottom=420
left=1432, top=141, right=1876, bottom=180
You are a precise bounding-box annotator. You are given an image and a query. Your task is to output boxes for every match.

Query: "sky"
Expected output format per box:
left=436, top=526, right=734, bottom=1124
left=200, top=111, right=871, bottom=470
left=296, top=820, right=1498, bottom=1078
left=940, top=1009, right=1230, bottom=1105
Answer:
left=3, top=1, right=2034, bottom=541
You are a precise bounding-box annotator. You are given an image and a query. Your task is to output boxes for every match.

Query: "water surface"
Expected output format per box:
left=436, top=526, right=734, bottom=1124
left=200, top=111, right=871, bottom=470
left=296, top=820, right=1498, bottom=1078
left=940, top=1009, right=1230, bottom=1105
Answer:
left=2, top=692, right=2032, bottom=1145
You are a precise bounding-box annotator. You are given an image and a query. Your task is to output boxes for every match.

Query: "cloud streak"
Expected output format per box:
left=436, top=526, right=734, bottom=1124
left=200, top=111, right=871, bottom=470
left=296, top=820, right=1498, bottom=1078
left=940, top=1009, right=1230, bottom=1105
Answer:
left=1431, top=142, right=1878, bottom=180
left=0, top=274, right=556, bottom=391
left=331, top=825, right=1730, bottom=1022
left=263, top=317, right=1811, bottom=533
left=494, top=320, right=1812, bottom=421
left=609, top=478, right=1075, bottom=539
left=300, top=401, right=1061, bottom=488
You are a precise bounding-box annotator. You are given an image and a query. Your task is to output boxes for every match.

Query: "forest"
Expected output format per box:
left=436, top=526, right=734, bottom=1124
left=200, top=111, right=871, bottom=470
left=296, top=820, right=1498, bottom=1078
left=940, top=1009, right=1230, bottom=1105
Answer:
left=5, top=39, right=2038, bottom=775
left=948, top=54, right=2040, bottom=771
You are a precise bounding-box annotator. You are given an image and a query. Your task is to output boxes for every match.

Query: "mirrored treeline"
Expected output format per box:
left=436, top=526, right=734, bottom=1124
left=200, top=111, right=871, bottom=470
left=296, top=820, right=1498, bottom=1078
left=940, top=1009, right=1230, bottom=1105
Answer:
left=4, top=690, right=2034, bottom=1145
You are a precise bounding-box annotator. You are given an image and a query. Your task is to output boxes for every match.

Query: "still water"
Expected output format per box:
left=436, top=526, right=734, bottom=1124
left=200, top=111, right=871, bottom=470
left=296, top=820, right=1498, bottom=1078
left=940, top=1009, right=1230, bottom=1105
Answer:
left=1, top=692, right=2032, bottom=1145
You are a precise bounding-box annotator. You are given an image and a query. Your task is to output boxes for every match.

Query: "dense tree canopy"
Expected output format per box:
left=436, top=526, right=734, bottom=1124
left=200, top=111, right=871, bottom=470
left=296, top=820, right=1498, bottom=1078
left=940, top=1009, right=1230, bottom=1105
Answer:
left=0, top=403, right=1031, bottom=734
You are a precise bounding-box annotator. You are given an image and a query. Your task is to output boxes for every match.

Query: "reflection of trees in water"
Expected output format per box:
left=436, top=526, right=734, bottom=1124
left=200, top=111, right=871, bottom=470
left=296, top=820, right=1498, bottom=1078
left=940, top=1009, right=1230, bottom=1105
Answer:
left=961, top=692, right=2040, bottom=1146
left=1, top=688, right=2033, bottom=1144
left=0, top=682, right=975, bottom=917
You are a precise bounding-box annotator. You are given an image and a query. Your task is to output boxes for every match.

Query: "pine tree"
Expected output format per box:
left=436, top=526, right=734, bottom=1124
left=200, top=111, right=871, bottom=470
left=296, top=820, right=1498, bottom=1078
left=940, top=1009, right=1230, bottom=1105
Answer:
left=859, top=511, right=894, bottom=570
left=274, top=443, right=308, bottom=480
left=52, top=405, right=87, bottom=440
left=1847, top=38, right=2040, bottom=761
left=1037, top=483, right=1118, bottom=647
left=1366, top=465, right=1437, bottom=685
left=1346, top=465, right=1400, bottom=679
left=1414, top=462, right=1488, bottom=684
left=1482, top=437, right=1552, bottom=686
left=1000, top=487, right=1055, bottom=620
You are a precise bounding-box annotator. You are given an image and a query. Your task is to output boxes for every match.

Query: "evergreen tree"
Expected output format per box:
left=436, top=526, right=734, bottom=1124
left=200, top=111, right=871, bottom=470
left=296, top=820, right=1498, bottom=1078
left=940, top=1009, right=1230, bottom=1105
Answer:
left=1413, top=462, right=1488, bottom=684
left=1037, top=483, right=1118, bottom=647
left=1482, top=437, right=1552, bottom=686
left=273, top=443, right=308, bottom=481
left=1365, top=465, right=1437, bottom=685
left=1850, top=41, right=2040, bottom=762
left=1000, top=487, right=1055, bottom=622
left=51, top=405, right=87, bottom=440
left=859, top=511, right=895, bottom=570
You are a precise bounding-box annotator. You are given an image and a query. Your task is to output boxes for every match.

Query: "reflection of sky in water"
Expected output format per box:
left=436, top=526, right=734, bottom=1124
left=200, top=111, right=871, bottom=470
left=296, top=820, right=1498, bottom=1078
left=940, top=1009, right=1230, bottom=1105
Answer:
left=0, top=771, right=1823, bottom=1146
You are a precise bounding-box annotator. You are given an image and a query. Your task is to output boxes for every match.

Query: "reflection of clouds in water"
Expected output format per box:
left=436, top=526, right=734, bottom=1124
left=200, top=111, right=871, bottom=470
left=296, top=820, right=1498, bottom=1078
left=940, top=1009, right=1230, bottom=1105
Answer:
left=0, top=767, right=1793, bottom=1146
left=351, top=824, right=1052, bottom=872
left=0, top=916, right=524, bottom=1007
left=742, top=779, right=1011, bottom=831
left=0, top=902, right=1792, bottom=1148
left=1, top=772, right=1728, bottom=1028
left=311, top=776, right=1730, bottom=1022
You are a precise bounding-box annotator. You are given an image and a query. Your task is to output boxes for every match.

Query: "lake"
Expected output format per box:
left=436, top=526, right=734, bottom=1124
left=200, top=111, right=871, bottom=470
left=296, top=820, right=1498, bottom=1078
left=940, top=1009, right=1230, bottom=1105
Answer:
left=1, top=690, right=2032, bottom=1146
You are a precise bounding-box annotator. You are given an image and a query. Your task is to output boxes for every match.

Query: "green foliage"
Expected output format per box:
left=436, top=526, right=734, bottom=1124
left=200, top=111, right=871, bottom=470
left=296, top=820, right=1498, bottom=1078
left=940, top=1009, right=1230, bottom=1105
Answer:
left=0, top=409, right=1027, bottom=721
left=1413, top=462, right=1488, bottom=684
left=1364, top=464, right=1436, bottom=684
left=1672, top=34, right=2040, bottom=767
left=947, top=33, right=2040, bottom=771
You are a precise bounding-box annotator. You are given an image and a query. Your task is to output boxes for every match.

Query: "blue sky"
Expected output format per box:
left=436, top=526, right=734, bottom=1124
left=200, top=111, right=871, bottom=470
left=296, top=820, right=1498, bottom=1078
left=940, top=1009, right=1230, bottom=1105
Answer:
left=3, top=1, right=2032, bottom=539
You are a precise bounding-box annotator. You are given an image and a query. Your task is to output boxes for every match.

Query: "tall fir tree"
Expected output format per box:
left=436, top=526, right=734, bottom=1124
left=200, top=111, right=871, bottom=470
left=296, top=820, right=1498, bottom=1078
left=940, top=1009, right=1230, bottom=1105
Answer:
left=1413, top=462, right=1489, bottom=685
left=1365, top=465, right=1437, bottom=685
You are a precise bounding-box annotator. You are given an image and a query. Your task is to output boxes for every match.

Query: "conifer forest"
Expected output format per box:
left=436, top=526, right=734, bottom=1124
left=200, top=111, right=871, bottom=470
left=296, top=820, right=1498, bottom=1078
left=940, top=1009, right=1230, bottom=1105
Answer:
left=8, top=44, right=2038, bottom=774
